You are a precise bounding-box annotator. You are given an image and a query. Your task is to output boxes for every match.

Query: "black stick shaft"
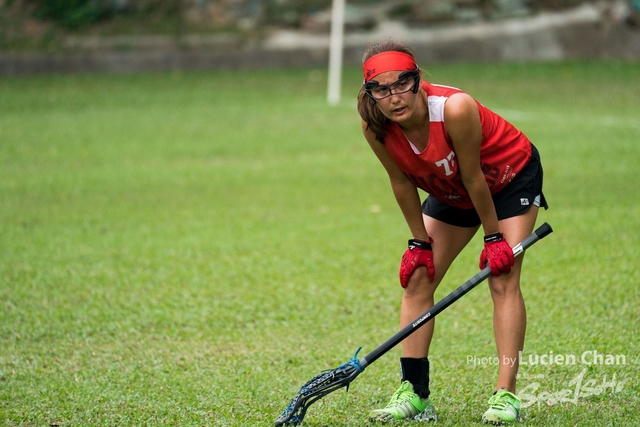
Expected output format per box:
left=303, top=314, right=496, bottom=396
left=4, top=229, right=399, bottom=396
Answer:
left=359, top=222, right=553, bottom=368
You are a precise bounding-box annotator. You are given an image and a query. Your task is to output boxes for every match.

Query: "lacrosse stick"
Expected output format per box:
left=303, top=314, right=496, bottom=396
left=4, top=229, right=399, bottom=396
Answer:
left=275, top=222, right=553, bottom=426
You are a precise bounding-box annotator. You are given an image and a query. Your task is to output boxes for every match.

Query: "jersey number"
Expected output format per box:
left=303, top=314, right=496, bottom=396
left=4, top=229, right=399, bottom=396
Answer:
left=435, top=151, right=456, bottom=176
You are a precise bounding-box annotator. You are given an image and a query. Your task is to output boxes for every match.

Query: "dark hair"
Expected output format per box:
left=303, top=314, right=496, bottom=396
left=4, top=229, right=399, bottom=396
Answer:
left=357, top=40, right=417, bottom=143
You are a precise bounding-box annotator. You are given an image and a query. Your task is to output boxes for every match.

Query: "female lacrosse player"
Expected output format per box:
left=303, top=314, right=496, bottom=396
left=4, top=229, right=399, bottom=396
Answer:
left=358, top=40, right=547, bottom=424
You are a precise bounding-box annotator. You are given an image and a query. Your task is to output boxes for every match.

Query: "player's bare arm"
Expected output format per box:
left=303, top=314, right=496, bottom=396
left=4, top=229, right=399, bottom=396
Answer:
left=362, top=121, right=430, bottom=242
left=444, top=93, right=500, bottom=236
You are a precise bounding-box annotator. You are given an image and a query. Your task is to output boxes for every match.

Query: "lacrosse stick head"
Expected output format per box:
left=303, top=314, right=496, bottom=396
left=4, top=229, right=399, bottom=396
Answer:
left=274, top=348, right=365, bottom=426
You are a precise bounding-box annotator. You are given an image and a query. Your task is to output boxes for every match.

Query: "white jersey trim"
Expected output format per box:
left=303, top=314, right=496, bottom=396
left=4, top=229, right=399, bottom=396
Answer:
left=428, top=95, right=447, bottom=123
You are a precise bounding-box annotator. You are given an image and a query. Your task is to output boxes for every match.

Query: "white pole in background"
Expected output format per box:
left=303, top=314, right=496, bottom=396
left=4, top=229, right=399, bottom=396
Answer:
left=327, top=0, right=345, bottom=106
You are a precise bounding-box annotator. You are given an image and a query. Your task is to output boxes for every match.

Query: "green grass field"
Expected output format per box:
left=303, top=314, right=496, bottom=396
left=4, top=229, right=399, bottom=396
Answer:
left=1, top=61, right=639, bottom=426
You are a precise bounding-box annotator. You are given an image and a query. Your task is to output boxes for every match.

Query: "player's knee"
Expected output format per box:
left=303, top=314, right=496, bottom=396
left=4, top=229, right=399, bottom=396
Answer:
left=403, top=267, right=437, bottom=299
left=488, top=275, right=521, bottom=299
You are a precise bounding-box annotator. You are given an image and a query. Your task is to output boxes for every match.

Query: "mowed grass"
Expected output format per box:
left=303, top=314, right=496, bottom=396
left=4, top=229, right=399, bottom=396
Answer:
left=1, top=61, right=639, bottom=426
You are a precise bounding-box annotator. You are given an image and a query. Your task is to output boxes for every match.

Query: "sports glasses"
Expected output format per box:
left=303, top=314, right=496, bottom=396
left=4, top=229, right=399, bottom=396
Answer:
left=364, top=69, right=420, bottom=101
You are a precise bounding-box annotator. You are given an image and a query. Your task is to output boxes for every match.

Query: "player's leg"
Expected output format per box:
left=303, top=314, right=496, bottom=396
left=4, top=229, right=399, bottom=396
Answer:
left=370, top=216, right=478, bottom=423
left=482, top=206, right=539, bottom=425
left=400, top=215, right=479, bottom=359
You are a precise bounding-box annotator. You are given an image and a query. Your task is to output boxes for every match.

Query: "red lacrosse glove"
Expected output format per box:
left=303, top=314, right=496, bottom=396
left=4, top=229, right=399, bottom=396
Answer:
left=479, top=232, right=515, bottom=276
left=399, top=238, right=435, bottom=288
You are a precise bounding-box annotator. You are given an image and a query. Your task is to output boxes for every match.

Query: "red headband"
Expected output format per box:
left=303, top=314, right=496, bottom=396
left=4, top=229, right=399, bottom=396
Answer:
left=363, top=51, right=418, bottom=83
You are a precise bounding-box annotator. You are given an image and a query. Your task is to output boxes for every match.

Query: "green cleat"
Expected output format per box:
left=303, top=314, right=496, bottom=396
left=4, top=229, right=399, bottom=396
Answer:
left=482, top=389, right=522, bottom=424
left=369, top=380, right=437, bottom=423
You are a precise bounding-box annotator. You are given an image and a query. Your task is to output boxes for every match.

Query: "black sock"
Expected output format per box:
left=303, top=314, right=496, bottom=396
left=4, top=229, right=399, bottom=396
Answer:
left=400, top=357, right=430, bottom=399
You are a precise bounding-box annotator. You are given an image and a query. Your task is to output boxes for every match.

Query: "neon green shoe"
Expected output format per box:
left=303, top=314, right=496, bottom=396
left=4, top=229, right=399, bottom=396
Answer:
left=482, top=389, right=522, bottom=424
left=369, top=380, right=437, bottom=423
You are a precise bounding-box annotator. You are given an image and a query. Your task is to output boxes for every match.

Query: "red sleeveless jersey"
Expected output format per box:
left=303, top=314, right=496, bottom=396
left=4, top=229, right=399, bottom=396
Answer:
left=383, top=82, right=532, bottom=209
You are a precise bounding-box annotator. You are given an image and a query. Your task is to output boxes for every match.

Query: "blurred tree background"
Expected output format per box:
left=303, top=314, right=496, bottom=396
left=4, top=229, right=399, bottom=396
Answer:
left=3, top=0, right=628, bottom=51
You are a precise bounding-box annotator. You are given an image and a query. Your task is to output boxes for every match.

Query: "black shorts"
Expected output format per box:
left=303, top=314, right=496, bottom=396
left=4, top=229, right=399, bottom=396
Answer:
left=422, top=144, right=548, bottom=228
